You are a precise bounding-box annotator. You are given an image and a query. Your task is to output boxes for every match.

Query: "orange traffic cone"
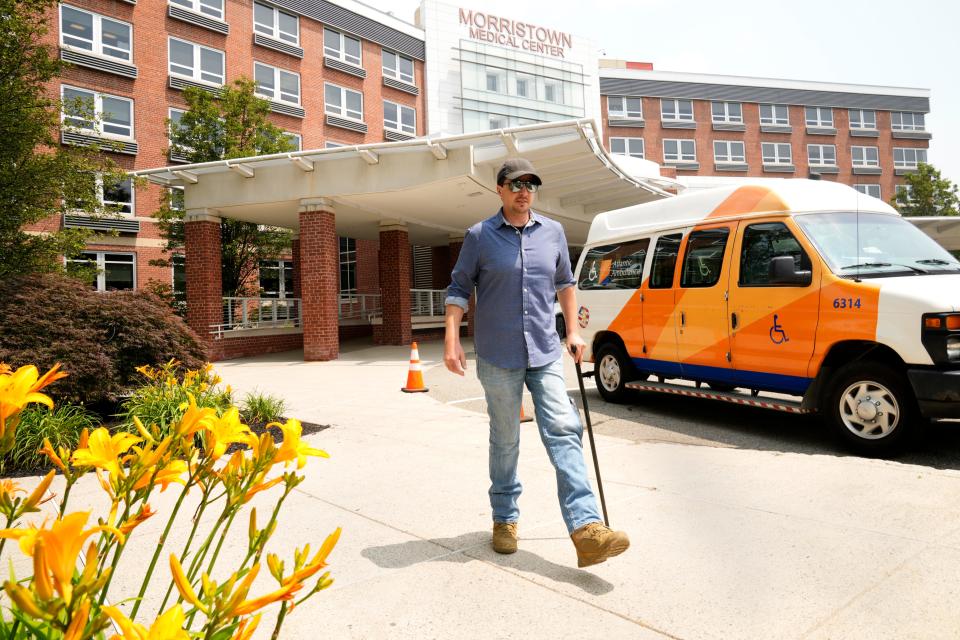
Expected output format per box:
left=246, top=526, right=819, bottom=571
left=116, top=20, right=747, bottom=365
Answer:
left=520, top=405, right=533, bottom=423
left=401, top=342, right=429, bottom=393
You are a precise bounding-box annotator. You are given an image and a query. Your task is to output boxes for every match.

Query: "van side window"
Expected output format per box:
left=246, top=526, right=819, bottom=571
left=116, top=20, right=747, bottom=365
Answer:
left=740, top=222, right=811, bottom=286
left=680, top=228, right=730, bottom=288
left=578, top=238, right=650, bottom=290
left=649, top=233, right=682, bottom=289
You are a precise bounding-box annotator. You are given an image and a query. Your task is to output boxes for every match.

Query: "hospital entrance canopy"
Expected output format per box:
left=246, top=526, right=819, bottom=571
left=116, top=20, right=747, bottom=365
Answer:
left=133, top=119, right=673, bottom=245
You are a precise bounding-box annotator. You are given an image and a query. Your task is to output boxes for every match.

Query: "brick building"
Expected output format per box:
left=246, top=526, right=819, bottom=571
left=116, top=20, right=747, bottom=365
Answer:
left=599, top=62, right=932, bottom=202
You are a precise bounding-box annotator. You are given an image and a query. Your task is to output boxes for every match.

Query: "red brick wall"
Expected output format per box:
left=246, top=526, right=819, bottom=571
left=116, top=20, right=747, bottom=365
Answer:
left=355, top=238, right=379, bottom=294
left=218, top=332, right=303, bottom=360
left=375, top=228, right=411, bottom=345
left=299, top=208, right=338, bottom=360
left=184, top=219, right=223, bottom=359
left=431, top=246, right=450, bottom=289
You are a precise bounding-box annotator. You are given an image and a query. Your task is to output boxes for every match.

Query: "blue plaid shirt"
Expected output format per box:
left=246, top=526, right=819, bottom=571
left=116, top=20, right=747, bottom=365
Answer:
left=445, top=209, right=575, bottom=369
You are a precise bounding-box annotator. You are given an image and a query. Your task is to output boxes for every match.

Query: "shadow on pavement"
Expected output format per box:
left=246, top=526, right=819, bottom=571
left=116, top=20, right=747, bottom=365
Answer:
left=361, top=531, right=614, bottom=595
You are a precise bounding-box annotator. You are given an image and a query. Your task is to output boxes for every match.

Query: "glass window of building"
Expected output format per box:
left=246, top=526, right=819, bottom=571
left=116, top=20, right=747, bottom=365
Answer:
left=383, top=100, right=415, bottom=134
left=805, top=106, right=834, bottom=127
left=609, top=137, right=644, bottom=159
left=543, top=80, right=561, bottom=103
left=485, top=71, right=500, bottom=92
left=663, top=139, right=696, bottom=162
left=762, top=142, right=792, bottom=165
left=170, top=0, right=224, bottom=20
left=68, top=252, right=136, bottom=291
left=851, top=146, right=879, bottom=167
left=714, top=140, right=745, bottom=163
left=382, top=50, right=414, bottom=84
left=759, top=104, right=789, bottom=125
left=60, top=5, right=132, bottom=61
left=661, top=99, right=694, bottom=122
left=711, top=102, right=743, bottom=124
left=807, top=144, right=837, bottom=166
left=324, top=27, right=361, bottom=66
left=324, top=83, right=363, bottom=121
left=339, top=237, right=356, bottom=293
left=895, top=184, right=913, bottom=202
left=254, top=62, right=300, bottom=105
left=259, top=260, right=293, bottom=298
left=168, top=37, right=224, bottom=85
left=101, top=176, right=134, bottom=215
left=61, top=85, right=133, bottom=138
left=891, top=112, right=926, bottom=131
left=488, top=116, right=506, bottom=129
left=849, top=109, right=877, bottom=130
left=893, top=147, right=927, bottom=169
left=168, top=186, right=184, bottom=211
left=325, top=141, right=346, bottom=149
left=608, top=96, right=642, bottom=119
left=854, top=184, right=882, bottom=199
left=515, top=76, right=531, bottom=98
left=253, top=2, right=298, bottom=44
left=284, top=132, right=301, bottom=150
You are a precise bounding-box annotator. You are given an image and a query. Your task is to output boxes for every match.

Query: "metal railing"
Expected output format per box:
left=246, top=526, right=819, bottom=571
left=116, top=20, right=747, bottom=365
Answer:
left=410, top=289, right=446, bottom=317
left=338, top=293, right=381, bottom=321
left=213, top=297, right=301, bottom=336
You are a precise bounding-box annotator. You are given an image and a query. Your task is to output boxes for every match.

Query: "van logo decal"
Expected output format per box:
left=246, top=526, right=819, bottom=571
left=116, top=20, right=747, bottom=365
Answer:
left=578, top=306, right=590, bottom=328
left=769, top=314, right=789, bottom=345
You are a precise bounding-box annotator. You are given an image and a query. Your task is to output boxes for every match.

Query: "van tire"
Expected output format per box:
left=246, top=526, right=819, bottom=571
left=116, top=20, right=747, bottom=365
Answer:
left=824, top=361, right=916, bottom=455
left=594, top=343, right=637, bottom=404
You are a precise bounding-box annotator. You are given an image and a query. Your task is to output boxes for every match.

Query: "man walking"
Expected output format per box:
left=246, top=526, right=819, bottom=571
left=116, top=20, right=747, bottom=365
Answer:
left=443, top=158, right=630, bottom=568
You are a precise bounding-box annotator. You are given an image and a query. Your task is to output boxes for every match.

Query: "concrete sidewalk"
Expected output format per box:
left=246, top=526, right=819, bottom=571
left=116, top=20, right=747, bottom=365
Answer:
left=20, top=341, right=960, bottom=639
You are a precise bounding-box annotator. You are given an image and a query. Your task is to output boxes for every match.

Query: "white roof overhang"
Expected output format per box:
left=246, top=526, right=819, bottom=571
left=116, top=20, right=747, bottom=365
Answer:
left=132, top=119, right=672, bottom=246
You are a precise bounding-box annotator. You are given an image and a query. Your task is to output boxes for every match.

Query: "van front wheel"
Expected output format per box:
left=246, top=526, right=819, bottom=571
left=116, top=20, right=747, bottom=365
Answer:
left=825, top=362, right=916, bottom=455
left=594, top=343, right=637, bottom=404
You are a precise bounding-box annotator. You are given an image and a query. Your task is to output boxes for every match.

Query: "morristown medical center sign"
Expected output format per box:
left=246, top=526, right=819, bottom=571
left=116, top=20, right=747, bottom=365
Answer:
left=459, top=8, right=573, bottom=58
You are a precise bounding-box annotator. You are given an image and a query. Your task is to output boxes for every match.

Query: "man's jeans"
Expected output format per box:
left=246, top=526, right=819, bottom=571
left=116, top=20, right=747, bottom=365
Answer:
left=476, top=356, right=602, bottom=534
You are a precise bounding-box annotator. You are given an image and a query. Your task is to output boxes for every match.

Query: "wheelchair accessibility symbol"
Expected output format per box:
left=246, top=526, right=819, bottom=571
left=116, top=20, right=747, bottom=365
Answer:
left=769, top=314, right=789, bottom=344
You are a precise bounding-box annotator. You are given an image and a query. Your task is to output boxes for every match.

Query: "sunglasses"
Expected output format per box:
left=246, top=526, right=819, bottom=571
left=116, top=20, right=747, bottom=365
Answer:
left=505, top=179, right=539, bottom=193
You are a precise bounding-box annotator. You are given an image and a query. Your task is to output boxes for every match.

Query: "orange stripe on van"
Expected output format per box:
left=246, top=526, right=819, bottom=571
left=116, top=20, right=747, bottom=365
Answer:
left=807, top=276, right=881, bottom=376
left=706, top=186, right=790, bottom=219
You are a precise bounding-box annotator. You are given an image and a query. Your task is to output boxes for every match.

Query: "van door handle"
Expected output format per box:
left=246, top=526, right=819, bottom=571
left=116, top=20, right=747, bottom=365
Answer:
left=731, top=312, right=738, bottom=330
left=680, top=311, right=686, bottom=327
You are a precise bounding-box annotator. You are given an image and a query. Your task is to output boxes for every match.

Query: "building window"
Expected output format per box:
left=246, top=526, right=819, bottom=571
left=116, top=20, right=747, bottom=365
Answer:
left=324, top=27, right=361, bottom=66
left=68, top=252, right=136, bottom=291
left=515, top=76, right=531, bottom=98
left=168, top=37, right=224, bottom=85
left=254, top=62, right=300, bottom=105
left=61, top=85, right=133, bottom=139
left=172, top=254, right=186, bottom=306
left=284, top=132, right=301, bottom=150
left=168, top=186, right=184, bottom=211
left=663, top=139, right=696, bottom=162
left=382, top=50, right=414, bottom=84
left=325, top=141, right=346, bottom=149
left=544, top=80, right=560, bottom=103
left=339, top=237, right=356, bottom=293
left=759, top=104, right=789, bottom=126
left=609, top=137, right=644, bottom=158
left=259, top=260, right=293, bottom=298
left=253, top=2, right=298, bottom=44
left=485, top=72, right=499, bottom=92
left=804, top=106, right=834, bottom=128
left=60, top=5, right=132, bottom=62
left=762, top=142, right=792, bottom=165
left=714, top=140, right=745, bottom=163
left=608, top=96, right=642, bottom=119
left=807, top=144, right=837, bottom=166
left=711, top=102, right=742, bottom=124
left=849, top=109, right=876, bottom=130
left=383, top=100, right=415, bottom=135
left=851, top=146, right=879, bottom=167
left=324, top=83, right=363, bottom=121
left=854, top=184, right=882, bottom=199
left=661, top=99, right=694, bottom=122
left=895, top=184, right=913, bottom=202
left=101, top=176, right=134, bottom=215
left=891, top=112, right=926, bottom=131
left=488, top=116, right=506, bottom=130
left=894, top=147, right=927, bottom=169
left=170, top=0, right=224, bottom=21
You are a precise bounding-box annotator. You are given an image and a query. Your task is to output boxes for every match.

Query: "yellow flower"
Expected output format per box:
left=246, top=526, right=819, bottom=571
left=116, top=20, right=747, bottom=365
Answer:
left=231, top=614, right=261, bottom=640
left=0, top=364, right=68, bottom=445
left=39, top=438, right=68, bottom=472
left=169, top=554, right=207, bottom=613
left=133, top=459, right=188, bottom=493
left=175, top=393, right=217, bottom=438
left=62, top=597, right=90, bottom=640
left=205, top=407, right=255, bottom=460
left=284, top=528, right=341, bottom=587
left=71, top=428, right=141, bottom=477
left=104, top=604, right=190, bottom=640
left=271, top=419, right=328, bottom=469
left=226, top=580, right=302, bottom=617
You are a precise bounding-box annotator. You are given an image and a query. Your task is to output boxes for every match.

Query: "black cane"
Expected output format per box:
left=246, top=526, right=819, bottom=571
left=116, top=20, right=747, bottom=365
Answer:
left=572, top=347, right=610, bottom=527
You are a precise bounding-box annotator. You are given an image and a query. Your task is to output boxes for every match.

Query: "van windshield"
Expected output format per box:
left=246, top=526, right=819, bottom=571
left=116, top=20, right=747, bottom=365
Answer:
left=795, top=212, right=960, bottom=278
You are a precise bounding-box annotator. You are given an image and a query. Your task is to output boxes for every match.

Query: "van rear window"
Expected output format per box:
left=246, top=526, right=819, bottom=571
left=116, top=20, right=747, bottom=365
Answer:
left=649, top=233, right=682, bottom=289
left=578, top=238, right=650, bottom=290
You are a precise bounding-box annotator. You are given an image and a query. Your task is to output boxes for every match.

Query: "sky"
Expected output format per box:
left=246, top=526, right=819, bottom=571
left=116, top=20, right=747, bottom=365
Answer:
left=376, top=0, right=960, bottom=186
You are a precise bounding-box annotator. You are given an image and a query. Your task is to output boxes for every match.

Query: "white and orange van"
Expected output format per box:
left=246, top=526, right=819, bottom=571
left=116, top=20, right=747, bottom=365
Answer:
left=575, top=180, right=960, bottom=453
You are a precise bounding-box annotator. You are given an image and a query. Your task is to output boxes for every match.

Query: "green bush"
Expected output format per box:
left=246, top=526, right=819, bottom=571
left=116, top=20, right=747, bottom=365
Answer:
left=0, top=273, right=206, bottom=404
left=3, top=404, right=98, bottom=472
left=241, top=391, right=286, bottom=424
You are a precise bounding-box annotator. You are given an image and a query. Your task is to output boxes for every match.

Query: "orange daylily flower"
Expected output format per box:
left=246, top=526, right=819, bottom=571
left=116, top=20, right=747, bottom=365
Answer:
left=39, top=438, right=67, bottom=472
left=0, top=364, right=68, bottom=435
left=284, top=528, right=341, bottom=586
left=104, top=604, right=190, bottom=640
left=169, top=554, right=207, bottom=613
left=205, top=407, right=255, bottom=460
left=132, top=459, right=188, bottom=493
left=118, top=504, right=156, bottom=536
left=271, top=419, right=328, bottom=469
left=71, top=428, right=142, bottom=477
left=227, top=580, right=302, bottom=617
left=175, top=393, right=217, bottom=438
left=243, top=476, right=283, bottom=503
left=62, top=597, right=90, bottom=640
left=231, top=614, right=261, bottom=640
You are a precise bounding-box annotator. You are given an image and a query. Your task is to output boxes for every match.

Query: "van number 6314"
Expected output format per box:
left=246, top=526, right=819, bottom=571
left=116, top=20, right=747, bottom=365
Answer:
left=833, top=297, right=861, bottom=309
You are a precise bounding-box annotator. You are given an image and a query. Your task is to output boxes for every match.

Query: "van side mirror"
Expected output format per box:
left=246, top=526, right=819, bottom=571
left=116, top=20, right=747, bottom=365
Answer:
left=769, top=256, right=812, bottom=286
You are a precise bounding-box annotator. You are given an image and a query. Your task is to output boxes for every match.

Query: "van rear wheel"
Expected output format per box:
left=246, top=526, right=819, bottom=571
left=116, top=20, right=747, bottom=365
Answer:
left=594, top=343, right=637, bottom=404
left=824, top=361, right=916, bottom=455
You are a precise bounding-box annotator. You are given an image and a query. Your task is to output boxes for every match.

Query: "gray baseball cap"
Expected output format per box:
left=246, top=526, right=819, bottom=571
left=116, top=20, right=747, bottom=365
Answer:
left=496, top=158, right=543, bottom=185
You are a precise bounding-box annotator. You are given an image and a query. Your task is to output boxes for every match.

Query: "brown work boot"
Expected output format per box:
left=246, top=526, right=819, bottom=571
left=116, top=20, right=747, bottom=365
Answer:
left=492, top=522, right=518, bottom=554
left=570, top=522, right=630, bottom=568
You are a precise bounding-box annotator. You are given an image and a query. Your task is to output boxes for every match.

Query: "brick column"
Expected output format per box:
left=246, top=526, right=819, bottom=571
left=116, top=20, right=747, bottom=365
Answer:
left=299, top=199, right=339, bottom=361
left=376, top=220, right=412, bottom=345
left=431, top=245, right=450, bottom=289
left=448, top=234, right=474, bottom=337
left=290, top=235, right=301, bottom=298
left=184, top=209, right=223, bottom=360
